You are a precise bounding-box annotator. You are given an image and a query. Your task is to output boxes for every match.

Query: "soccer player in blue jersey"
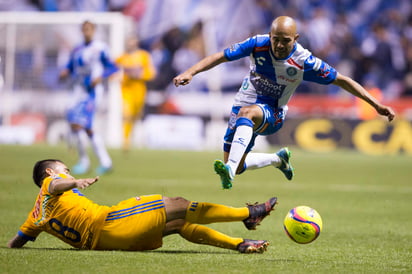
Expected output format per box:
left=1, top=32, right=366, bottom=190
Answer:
left=174, top=16, right=395, bottom=189
left=8, top=159, right=276, bottom=253
left=59, top=21, right=118, bottom=175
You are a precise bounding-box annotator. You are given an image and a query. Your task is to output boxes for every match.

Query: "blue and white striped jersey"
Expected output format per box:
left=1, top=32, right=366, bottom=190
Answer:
left=65, top=40, right=118, bottom=99
left=224, top=34, right=337, bottom=108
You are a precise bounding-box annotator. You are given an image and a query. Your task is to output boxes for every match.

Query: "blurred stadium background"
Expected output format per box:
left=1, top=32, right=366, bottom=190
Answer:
left=0, top=0, right=411, bottom=155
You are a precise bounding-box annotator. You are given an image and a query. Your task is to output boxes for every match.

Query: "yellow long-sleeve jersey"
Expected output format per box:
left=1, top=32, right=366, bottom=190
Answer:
left=18, top=174, right=110, bottom=249
left=116, top=49, right=156, bottom=95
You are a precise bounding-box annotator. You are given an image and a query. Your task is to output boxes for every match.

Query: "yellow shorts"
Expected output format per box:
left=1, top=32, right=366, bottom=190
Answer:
left=95, top=194, right=166, bottom=251
left=122, top=90, right=146, bottom=118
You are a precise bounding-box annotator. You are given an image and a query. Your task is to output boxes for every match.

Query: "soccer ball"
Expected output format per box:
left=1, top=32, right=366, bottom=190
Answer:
left=283, top=206, right=323, bottom=244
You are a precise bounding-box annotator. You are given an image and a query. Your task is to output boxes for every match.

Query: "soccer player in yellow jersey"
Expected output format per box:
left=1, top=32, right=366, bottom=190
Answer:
left=116, top=37, right=156, bottom=151
left=8, top=159, right=277, bottom=253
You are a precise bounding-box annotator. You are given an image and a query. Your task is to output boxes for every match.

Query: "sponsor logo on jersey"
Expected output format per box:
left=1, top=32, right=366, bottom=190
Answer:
left=254, top=46, right=270, bottom=52
left=287, top=67, right=297, bottom=76
left=278, top=75, right=298, bottom=83
left=317, top=63, right=332, bottom=78
left=229, top=44, right=240, bottom=53
left=256, top=56, right=266, bottom=66
left=250, top=72, right=286, bottom=98
left=242, top=78, right=250, bottom=90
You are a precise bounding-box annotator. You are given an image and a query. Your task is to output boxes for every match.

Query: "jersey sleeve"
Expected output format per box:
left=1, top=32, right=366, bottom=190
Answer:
left=224, top=36, right=257, bottom=61
left=65, top=51, right=75, bottom=74
left=18, top=216, right=42, bottom=241
left=100, top=45, right=119, bottom=78
left=17, top=174, right=67, bottom=241
left=303, top=55, right=337, bottom=85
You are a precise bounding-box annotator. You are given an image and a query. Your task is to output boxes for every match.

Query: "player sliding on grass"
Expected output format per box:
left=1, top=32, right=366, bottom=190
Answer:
left=8, top=159, right=277, bottom=253
left=174, top=16, right=395, bottom=189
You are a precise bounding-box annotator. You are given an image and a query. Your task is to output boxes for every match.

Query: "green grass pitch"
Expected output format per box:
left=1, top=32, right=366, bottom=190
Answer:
left=0, top=144, right=411, bottom=273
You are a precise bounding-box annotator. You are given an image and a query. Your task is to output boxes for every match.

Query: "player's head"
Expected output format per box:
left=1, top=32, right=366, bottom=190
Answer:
left=81, top=20, right=96, bottom=43
left=269, top=16, right=299, bottom=59
left=32, top=159, right=67, bottom=187
left=126, top=36, right=139, bottom=53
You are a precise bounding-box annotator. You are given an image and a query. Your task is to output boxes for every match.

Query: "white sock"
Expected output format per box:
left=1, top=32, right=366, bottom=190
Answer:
left=245, top=152, right=281, bottom=170
left=73, top=130, right=90, bottom=168
left=227, top=125, right=253, bottom=176
left=90, top=134, right=112, bottom=168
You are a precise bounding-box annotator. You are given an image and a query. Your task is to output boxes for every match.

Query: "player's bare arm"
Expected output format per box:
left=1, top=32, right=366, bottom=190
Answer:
left=8, top=234, right=28, bottom=248
left=333, top=73, right=395, bottom=121
left=58, top=69, right=70, bottom=81
left=48, top=177, right=99, bottom=194
left=173, top=51, right=228, bottom=86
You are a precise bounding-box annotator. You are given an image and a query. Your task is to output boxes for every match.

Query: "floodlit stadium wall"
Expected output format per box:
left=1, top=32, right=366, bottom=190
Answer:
left=0, top=12, right=411, bottom=154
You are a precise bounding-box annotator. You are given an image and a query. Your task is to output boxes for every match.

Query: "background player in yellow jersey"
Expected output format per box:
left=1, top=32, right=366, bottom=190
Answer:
left=116, top=36, right=157, bottom=151
left=8, top=159, right=277, bottom=253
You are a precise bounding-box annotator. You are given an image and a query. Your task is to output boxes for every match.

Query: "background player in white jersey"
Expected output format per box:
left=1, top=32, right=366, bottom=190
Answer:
left=174, top=16, right=395, bottom=189
left=59, top=21, right=118, bottom=175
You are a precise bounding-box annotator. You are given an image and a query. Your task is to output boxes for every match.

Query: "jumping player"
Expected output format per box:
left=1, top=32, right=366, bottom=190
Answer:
left=173, top=16, right=395, bottom=189
left=59, top=20, right=118, bottom=175
left=8, top=159, right=276, bottom=253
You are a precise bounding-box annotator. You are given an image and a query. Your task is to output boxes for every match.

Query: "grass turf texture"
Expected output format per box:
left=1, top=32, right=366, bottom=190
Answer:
left=0, top=144, right=411, bottom=273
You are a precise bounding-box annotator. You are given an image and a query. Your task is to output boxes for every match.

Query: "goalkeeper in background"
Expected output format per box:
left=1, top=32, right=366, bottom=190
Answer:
left=59, top=20, right=118, bottom=175
left=115, top=36, right=156, bottom=152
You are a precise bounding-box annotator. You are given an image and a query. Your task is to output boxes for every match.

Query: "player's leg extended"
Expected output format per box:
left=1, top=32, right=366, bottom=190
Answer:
left=241, top=106, right=294, bottom=180
left=163, top=196, right=277, bottom=229
left=164, top=196, right=248, bottom=223
left=184, top=198, right=278, bottom=230
left=70, top=127, right=90, bottom=175
left=67, top=103, right=91, bottom=174
left=214, top=105, right=262, bottom=189
left=164, top=220, right=268, bottom=253
left=177, top=220, right=243, bottom=250
left=122, top=94, right=135, bottom=151
left=225, top=117, right=254, bottom=175
left=89, top=130, right=112, bottom=175
left=244, top=148, right=294, bottom=180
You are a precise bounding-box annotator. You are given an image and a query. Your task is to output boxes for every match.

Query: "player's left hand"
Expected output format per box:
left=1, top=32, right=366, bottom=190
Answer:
left=173, top=72, right=192, bottom=87
left=376, top=105, right=395, bottom=122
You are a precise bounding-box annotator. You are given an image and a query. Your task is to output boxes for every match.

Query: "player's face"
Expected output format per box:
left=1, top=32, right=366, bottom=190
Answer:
left=82, top=22, right=95, bottom=43
left=126, top=37, right=138, bottom=53
left=270, top=33, right=296, bottom=59
left=53, top=162, right=74, bottom=179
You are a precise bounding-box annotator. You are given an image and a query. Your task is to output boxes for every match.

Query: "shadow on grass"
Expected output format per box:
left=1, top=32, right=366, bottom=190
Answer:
left=147, top=249, right=229, bottom=254
left=1, top=246, right=228, bottom=254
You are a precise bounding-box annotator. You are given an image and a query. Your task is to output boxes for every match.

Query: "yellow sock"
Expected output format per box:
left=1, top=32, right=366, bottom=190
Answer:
left=123, top=120, right=133, bottom=148
left=180, top=222, right=243, bottom=250
left=185, top=201, right=249, bottom=224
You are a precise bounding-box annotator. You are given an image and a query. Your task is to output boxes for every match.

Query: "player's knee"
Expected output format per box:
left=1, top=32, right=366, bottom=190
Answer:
left=238, top=105, right=260, bottom=119
left=163, top=196, right=190, bottom=213
left=163, top=219, right=186, bottom=236
left=168, top=196, right=190, bottom=204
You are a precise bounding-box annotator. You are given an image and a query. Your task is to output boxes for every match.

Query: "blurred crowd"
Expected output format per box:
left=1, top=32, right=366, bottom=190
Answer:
left=1, top=0, right=412, bottom=99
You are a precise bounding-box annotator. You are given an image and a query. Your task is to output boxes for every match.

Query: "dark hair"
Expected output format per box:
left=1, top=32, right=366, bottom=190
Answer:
left=32, top=159, right=64, bottom=187
left=82, top=20, right=96, bottom=28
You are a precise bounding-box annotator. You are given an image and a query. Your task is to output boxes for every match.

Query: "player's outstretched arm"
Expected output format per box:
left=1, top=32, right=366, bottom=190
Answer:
left=333, top=73, right=395, bottom=121
left=8, top=234, right=29, bottom=248
left=173, top=52, right=228, bottom=86
left=48, top=177, right=99, bottom=194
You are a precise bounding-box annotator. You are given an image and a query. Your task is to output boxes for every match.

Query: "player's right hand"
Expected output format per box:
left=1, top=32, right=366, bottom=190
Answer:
left=76, top=176, right=99, bottom=189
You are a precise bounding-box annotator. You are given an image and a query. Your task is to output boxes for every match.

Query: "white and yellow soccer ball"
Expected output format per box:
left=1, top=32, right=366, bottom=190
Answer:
left=283, top=206, right=323, bottom=244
